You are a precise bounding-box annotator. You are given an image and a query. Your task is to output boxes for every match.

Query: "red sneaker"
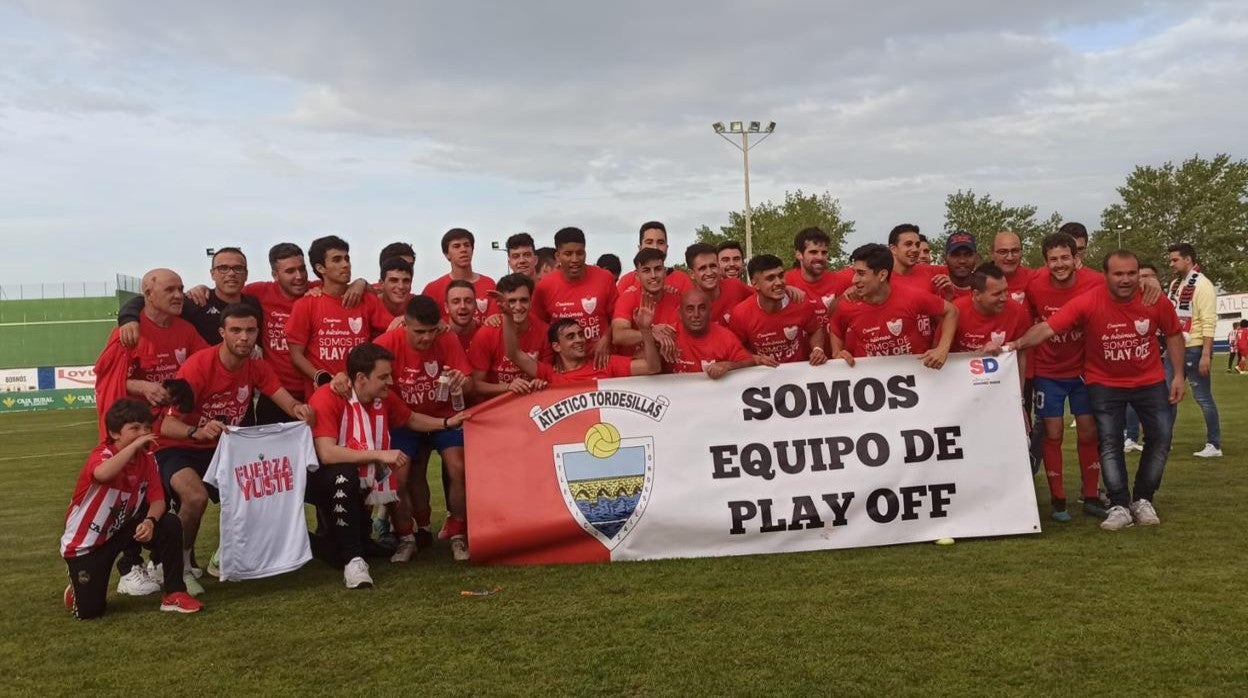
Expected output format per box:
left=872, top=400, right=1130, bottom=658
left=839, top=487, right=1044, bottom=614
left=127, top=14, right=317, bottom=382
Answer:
left=160, top=591, right=203, bottom=614
left=438, top=517, right=466, bottom=540
left=63, top=584, right=74, bottom=611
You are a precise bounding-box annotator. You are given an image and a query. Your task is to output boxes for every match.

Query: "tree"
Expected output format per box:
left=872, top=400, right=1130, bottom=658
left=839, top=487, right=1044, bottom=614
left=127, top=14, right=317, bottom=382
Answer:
left=1095, top=154, right=1248, bottom=291
left=695, top=190, right=854, bottom=265
left=939, top=190, right=1062, bottom=268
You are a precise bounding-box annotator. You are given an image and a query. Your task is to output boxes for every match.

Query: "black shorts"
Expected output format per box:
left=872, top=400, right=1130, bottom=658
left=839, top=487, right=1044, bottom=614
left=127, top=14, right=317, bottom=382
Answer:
left=156, top=447, right=219, bottom=503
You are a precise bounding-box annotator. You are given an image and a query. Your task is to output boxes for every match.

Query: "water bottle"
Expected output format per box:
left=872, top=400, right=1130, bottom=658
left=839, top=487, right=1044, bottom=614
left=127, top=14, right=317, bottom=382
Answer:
left=435, top=372, right=450, bottom=402
left=451, top=385, right=465, bottom=412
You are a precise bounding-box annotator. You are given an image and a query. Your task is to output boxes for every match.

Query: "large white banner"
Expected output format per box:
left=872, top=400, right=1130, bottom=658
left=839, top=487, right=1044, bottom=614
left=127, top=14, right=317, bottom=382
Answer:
left=53, top=365, right=97, bottom=390
left=467, top=352, right=1041, bottom=565
left=0, top=368, right=39, bottom=392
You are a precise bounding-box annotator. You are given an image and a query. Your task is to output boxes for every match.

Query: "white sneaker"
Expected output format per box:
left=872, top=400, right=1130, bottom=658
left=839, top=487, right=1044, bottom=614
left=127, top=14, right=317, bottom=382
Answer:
left=116, top=565, right=161, bottom=596
left=1100, top=505, right=1134, bottom=531
left=206, top=549, right=221, bottom=578
left=390, top=537, right=416, bottom=563
left=344, top=557, right=373, bottom=589
left=451, top=535, right=470, bottom=562
left=1129, top=499, right=1161, bottom=526
left=1123, top=438, right=1144, bottom=453
left=182, top=571, right=205, bottom=597
left=1193, top=444, right=1223, bottom=458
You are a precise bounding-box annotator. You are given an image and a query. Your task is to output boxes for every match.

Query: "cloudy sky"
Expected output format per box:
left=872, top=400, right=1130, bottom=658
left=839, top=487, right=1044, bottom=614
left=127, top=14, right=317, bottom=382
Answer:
left=1, top=1, right=1244, bottom=291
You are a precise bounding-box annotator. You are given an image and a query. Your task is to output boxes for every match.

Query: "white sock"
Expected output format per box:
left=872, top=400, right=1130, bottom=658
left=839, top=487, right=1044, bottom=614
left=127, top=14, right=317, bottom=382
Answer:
left=183, top=549, right=193, bottom=571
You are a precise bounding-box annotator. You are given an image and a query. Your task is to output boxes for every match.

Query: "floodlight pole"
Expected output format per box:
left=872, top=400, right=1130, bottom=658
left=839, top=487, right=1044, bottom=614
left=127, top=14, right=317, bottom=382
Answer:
left=712, top=122, right=775, bottom=259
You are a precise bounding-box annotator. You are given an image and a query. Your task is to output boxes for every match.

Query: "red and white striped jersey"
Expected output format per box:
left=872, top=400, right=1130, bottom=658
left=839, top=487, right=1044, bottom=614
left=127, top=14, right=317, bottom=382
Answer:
left=60, top=443, right=163, bottom=558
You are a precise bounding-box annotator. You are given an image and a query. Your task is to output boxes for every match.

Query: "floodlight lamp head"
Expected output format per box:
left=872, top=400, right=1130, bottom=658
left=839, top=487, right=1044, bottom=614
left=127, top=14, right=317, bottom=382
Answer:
left=766, top=122, right=776, bottom=133
left=712, top=122, right=725, bottom=133
left=729, top=121, right=743, bottom=133
left=748, top=121, right=760, bottom=132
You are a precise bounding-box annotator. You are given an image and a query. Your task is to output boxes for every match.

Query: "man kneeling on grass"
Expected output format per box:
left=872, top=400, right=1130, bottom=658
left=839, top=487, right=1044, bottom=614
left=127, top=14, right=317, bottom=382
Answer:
left=60, top=398, right=202, bottom=618
left=308, top=343, right=470, bottom=589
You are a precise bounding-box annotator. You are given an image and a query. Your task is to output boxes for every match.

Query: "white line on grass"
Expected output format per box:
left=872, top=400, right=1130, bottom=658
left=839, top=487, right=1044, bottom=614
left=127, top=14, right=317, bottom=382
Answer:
left=0, top=319, right=114, bottom=326
left=0, top=450, right=86, bottom=462
left=0, top=420, right=95, bottom=436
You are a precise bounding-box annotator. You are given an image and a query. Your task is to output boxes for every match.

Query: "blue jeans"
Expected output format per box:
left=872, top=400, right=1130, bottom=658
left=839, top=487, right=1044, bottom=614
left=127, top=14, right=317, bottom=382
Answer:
left=1088, top=382, right=1173, bottom=507
left=1124, top=404, right=1140, bottom=442
left=1180, top=346, right=1221, bottom=448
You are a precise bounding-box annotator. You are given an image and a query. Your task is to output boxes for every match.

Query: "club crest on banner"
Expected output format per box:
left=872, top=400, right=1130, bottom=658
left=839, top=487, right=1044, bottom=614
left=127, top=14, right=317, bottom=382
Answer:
left=348, top=317, right=363, bottom=334
left=554, top=422, right=654, bottom=550
left=581, top=297, right=598, bottom=315
left=1134, top=319, right=1150, bottom=335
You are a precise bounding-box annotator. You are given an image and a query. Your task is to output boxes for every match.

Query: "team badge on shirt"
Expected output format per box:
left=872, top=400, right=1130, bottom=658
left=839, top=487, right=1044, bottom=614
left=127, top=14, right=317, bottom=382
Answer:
left=423, top=361, right=439, bottom=378
left=1010, top=291, right=1026, bottom=303
left=783, top=325, right=798, bottom=341
left=990, top=331, right=1007, bottom=346
left=1135, top=319, right=1150, bottom=335
left=581, top=297, right=598, bottom=314
left=887, top=319, right=904, bottom=336
left=348, top=316, right=363, bottom=334
left=476, top=298, right=488, bottom=314
left=236, top=385, right=250, bottom=403
left=175, top=348, right=188, bottom=364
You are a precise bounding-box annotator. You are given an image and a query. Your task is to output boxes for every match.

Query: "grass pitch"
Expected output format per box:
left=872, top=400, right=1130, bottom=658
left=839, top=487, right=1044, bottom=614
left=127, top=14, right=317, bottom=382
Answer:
left=2, top=367, right=1247, bottom=695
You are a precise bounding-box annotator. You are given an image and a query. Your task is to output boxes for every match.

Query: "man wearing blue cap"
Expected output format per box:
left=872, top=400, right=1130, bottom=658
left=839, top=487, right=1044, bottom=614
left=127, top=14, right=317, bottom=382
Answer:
left=943, top=231, right=980, bottom=300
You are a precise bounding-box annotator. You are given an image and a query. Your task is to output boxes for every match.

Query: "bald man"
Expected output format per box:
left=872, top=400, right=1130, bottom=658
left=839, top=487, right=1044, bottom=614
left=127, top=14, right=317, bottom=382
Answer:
left=991, top=231, right=1035, bottom=305
left=91, top=268, right=209, bottom=597
left=671, top=289, right=758, bottom=378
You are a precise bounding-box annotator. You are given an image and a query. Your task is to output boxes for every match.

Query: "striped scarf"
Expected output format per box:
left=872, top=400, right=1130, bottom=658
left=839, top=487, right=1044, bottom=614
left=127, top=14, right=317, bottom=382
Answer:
left=1168, top=264, right=1202, bottom=340
left=338, top=391, right=398, bottom=506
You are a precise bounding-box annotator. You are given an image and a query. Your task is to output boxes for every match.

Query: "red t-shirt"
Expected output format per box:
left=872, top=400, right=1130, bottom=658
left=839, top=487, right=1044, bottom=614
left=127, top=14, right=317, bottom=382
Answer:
left=708, top=278, right=754, bottom=326
left=1004, top=266, right=1034, bottom=306
left=60, top=443, right=164, bottom=558
left=783, top=267, right=853, bottom=325
left=308, top=384, right=412, bottom=443
left=450, top=324, right=479, bottom=354
left=373, top=328, right=472, bottom=418
left=130, top=314, right=208, bottom=384
left=617, top=269, right=693, bottom=296
left=1025, top=269, right=1102, bottom=378
left=536, top=356, right=633, bottom=386
left=421, top=273, right=498, bottom=325
left=613, top=289, right=681, bottom=328
left=285, top=292, right=394, bottom=390
left=531, top=266, right=619, bottom=343
left=727, top=295, right=822, bottom=364
left=670, top=325, right=752, bottom=374
left=468, top=320, right=551, bottom=385
left=164, top=348, right=283, bottom=450
left=1046, top=287, right=1181, bottom=388
left=890, top=264, right=947, bottom=296
left=829, top=286, right=946, bottom=357
left=949, top=295, right=1032, bottom=352
left=244, top=281, right=307, bottom=396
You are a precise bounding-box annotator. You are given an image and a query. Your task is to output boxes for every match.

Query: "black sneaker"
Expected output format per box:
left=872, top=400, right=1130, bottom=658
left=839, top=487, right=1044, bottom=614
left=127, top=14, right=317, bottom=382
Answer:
left=414, top=528, right=434, bottom=551
left=1082, top=498, right=1110, bottom=520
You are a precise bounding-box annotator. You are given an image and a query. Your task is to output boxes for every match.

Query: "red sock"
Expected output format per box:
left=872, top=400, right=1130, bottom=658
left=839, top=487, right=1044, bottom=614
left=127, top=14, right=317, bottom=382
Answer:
left=415, top=507, right=432, bottom=528
left=1077, top=439, right=1101, bottom=499
left=1042, top=437, right=1065, bottom=501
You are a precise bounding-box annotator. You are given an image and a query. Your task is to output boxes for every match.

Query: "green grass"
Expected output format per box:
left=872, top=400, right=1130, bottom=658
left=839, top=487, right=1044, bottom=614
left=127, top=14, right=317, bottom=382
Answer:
left=0, top=297, right=121, bottom=368
left=2, top=367, right=1247, bottom=695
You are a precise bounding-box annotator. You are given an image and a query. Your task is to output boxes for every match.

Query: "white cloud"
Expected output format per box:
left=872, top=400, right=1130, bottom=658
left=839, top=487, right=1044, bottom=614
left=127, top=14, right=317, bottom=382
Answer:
left=0, top=0, right=1244, bottom=286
